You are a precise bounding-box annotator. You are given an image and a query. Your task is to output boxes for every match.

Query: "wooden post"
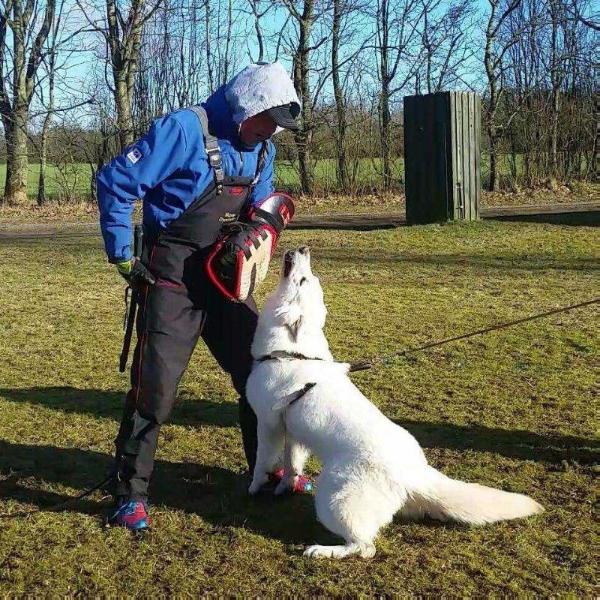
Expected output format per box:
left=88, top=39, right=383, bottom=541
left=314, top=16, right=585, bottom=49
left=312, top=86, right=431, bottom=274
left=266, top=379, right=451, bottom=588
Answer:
left=404, top=91, right=481, bottom=225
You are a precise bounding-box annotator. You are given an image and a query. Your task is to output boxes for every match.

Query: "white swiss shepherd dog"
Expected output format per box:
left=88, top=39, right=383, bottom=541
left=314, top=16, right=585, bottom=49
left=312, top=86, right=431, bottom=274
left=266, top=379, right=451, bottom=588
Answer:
left=246, top=246, right=544, bottom=559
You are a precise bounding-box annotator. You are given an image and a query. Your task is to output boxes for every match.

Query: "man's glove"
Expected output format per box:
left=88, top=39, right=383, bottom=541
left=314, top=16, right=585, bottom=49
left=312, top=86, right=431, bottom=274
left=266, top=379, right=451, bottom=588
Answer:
left=116, top=258, right=156, bottom=287
left=205, top=193, right=295, bottom=301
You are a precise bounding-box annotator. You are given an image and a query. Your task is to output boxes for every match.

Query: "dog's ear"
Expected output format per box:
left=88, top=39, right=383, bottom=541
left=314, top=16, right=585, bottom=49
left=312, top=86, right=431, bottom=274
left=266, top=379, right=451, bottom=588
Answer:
left=274, top=300, right=303, bottom=340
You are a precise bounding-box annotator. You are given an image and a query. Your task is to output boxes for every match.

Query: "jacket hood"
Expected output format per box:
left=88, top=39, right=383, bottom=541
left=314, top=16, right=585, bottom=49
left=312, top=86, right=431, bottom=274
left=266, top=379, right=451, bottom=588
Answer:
left=203, top=62, right=300, bottom=144
left=225, top=62, right=300, bottom=127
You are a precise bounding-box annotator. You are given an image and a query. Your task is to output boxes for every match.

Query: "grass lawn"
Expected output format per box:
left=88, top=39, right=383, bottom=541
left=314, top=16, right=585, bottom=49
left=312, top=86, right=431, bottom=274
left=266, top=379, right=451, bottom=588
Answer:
left=2, top=160, right=405, bottom=200
left=0, top=222, right=598, bottom=594
left=2, top=153, right=583, bottom=200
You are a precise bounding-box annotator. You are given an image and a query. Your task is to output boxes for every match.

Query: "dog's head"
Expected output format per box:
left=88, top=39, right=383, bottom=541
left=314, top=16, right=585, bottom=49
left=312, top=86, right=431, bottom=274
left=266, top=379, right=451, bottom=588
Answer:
left=273, top=246, right=327, bottom=336
left=252, top=246, right=330, bottom=358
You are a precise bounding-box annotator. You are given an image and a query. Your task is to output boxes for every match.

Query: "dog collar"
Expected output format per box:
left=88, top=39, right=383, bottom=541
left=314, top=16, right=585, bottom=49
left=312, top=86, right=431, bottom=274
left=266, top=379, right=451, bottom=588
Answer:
left=256, top=351, right=372, bottom=373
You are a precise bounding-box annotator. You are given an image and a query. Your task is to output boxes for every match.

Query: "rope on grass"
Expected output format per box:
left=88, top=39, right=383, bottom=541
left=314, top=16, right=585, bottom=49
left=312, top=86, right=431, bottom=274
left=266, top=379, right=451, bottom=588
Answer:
left=0, top=475, right=112, bottom=520
left=349, top=297, right=600, bottom=372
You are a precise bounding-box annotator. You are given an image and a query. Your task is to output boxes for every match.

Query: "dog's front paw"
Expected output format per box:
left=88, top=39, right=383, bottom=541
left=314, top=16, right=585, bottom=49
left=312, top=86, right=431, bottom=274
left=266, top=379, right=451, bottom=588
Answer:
left=304, top=545, right=340, bottom=558
left=274, top=477, right=294, bottom=496
left=303, top=543, right=376, bottom=559
left=248, top=474, right=269, bottom=495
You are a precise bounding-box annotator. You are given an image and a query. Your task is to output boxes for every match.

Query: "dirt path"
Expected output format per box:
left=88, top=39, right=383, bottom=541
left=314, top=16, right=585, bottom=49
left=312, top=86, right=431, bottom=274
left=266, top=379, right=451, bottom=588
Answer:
left=1, top=201, right=598, bottom=240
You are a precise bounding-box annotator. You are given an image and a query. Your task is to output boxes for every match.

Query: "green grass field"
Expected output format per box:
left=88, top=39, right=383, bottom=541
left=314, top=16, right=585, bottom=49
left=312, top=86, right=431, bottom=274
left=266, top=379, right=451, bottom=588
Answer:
left=0, top=222, right=598, bottom=594
left=0, top=160, right=406, bottom=200
left=0, top=154, right=551, bottom=199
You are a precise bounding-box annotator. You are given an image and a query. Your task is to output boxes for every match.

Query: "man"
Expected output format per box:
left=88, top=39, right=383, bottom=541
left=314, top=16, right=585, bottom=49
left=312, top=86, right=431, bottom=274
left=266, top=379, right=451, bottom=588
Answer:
left=97, top=62, right=311, bottom=532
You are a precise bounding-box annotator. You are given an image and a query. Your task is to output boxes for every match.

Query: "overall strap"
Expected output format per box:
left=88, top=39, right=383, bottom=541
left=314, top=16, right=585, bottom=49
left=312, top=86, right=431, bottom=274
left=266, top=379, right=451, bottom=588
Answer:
left=252, top=141, right=269, bottom=185
left=189, top=105, right=224, bottom=194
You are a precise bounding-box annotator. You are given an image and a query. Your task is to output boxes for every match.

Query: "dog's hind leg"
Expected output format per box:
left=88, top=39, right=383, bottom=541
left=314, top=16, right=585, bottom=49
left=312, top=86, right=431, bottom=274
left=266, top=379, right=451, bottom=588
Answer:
left=248, top=420, right=285, bottom=494
left=275, top=434, right=310, bottom=495
left=304, top=468, right=404, bottom=559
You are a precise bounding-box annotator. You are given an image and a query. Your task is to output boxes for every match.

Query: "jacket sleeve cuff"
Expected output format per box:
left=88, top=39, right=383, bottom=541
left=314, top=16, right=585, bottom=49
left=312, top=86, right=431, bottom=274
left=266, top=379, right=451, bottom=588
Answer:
left=107, top=252, right=132, bottom=264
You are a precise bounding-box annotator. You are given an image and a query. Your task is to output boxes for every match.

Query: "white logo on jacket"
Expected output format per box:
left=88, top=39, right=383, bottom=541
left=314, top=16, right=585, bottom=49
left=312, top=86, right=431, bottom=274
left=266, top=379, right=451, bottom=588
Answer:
left=126, top=148, right=142, bottom=164
left=246, top=247, right=544, bottom=559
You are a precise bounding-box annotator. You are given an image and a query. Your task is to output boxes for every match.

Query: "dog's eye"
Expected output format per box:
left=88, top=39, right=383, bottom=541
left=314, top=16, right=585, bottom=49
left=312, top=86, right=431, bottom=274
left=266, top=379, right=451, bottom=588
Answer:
left=300, top=277, right=307, bottom=285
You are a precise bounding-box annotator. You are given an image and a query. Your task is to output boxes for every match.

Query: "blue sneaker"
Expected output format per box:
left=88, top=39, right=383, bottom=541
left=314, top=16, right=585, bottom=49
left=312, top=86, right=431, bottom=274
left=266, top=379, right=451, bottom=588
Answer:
left=107, top=499, right=150, bottom=531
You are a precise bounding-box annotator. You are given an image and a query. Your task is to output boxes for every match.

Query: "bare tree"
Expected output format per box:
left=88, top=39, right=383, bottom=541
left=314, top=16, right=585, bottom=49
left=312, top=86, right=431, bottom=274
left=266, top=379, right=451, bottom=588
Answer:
left=36, top=0, right=78, bottom=205
left=134, top=0, right=208, bottom=121
left=245, top=0, right=272, bottom=62
left=0, top=0, right=56, bottom=203
left=330, top=0, right=371, bottom=191
left=77, top=0, right=163, bottom=149
left=501, top=0, right=596, bottom=186
left=375, top=0, right=421, bottom=189
left=483, top=0, right=523, bottom=191
left=282, top=0, right=328, bottom=194
left=565, top=0, right=599, bottom=30
left=415, top=0, right=475, bottom=94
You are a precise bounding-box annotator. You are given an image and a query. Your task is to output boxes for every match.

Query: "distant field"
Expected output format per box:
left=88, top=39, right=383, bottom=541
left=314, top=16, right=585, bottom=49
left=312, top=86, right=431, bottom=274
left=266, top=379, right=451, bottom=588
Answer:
left=0, top=163, right=93, bottom=200
left=0, top=160, right=405, bottom=200
left=0, top=155, right=565, bottom=200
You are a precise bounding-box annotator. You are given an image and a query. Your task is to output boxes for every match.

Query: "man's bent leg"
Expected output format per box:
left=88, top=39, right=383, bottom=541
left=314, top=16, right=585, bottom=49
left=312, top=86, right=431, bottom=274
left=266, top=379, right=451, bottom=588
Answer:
left=201, top=293, right=259, bottom=472
left=114, top=284, right=204, bottom=500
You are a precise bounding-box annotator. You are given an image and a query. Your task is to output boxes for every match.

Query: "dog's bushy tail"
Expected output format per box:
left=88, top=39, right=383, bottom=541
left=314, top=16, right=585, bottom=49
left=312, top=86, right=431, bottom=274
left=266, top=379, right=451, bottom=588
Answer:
left=402, top=467, right=544, bottom=525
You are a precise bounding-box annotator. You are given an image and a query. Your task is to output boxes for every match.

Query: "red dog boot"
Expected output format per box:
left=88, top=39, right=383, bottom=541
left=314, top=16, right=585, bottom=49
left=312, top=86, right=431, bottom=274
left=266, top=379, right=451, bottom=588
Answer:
left=269, top=468, right=314, bottom=494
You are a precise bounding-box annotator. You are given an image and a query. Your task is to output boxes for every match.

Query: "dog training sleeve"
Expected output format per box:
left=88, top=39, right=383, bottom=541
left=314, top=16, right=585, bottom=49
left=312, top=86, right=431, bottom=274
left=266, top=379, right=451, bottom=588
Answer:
left=248, top=140, right=275, bottom=207
left=97, top=115, right=188, bottom=263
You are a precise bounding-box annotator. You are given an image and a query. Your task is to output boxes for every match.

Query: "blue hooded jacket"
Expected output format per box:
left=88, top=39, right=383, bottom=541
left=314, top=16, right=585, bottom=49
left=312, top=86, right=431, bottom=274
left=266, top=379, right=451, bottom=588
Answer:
left=97, top=62, right=300, bottom=262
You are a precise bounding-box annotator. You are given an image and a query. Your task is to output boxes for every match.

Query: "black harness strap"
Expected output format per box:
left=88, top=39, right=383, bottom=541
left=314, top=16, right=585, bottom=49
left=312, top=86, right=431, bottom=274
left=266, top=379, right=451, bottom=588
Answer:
left=257, top=350, right=325, bottom=363
left=190, top=107, right=270, bottom=198
left=189, top=105, right=225, bottom=194
left=253, top=141, right=269, bottom=184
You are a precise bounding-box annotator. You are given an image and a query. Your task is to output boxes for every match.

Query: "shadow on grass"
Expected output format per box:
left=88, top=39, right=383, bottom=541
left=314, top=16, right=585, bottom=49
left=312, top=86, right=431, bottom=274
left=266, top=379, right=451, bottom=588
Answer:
left=315, top=248, right=599, bottom=272
left=0, top=386, right=239, bottom=428
left=397, top=420, right=599, bottom=466
left=2, top=387, right=598, bottom=466
left=489, top=211, right=600, bottom=227
left=0, top=440, right=328, bottom=545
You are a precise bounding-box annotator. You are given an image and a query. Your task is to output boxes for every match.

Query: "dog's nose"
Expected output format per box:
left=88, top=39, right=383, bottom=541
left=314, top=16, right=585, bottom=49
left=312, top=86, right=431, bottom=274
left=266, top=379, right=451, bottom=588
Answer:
left=298, top=246, right=310, bottom=255
left=283, top=250, right=294, bottom=277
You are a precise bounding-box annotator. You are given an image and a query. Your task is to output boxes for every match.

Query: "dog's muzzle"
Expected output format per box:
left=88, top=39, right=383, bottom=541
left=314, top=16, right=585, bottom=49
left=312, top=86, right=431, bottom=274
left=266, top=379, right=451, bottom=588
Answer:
left=283, top=246, right=310, bottom=278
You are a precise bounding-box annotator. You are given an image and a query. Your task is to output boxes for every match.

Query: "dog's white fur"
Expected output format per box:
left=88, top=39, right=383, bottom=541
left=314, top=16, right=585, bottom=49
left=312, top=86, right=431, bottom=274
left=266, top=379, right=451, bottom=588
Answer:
left=247, top=247, right=544, bottom=559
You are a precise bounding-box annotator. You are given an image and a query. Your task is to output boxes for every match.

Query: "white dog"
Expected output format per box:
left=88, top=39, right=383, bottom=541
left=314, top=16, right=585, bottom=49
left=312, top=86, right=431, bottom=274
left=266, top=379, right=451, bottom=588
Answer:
left=246, top=247, right=544, bottom=559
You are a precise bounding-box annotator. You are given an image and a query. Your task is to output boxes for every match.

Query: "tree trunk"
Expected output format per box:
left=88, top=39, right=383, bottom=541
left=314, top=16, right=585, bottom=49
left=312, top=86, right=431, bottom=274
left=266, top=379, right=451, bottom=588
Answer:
left=377, top=0, right=392, bottom=190
left=292, top=1, right=315, bottom=195
left=379, top=80, right=392, bottom=190
left=550, top=87, right=560, bottom=175
left=487, top=125, right=499, bottom=192
left=1, top=0, right=56, bottom=203
left=332, top=0, right=349, bottom=192
left=548, top=0, right=560, bottom=176
left=294, top=51, right=314, bottom=194
left=116, top=78, right=135, bottom=148
left=38, top=51, right=56, bottom=206
left=4, top=112, right=29, bottom=204
left=37, top=125, right=48, bottom=206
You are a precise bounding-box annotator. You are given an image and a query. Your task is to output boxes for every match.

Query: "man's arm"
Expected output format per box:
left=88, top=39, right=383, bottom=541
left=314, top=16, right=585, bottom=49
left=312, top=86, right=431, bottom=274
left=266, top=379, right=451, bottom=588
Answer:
left=97, top=114, right=188, bottom=263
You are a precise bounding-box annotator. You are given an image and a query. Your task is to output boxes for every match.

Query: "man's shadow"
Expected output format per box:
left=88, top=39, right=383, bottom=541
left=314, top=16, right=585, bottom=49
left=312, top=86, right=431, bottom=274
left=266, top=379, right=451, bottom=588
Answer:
left=1, top=387, right=598, bottom=543
left=1, top=387, right=597, bottom=464
left=0, top=386, right=239, bottom=428
left=0, top=440, right=326, bottom=545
